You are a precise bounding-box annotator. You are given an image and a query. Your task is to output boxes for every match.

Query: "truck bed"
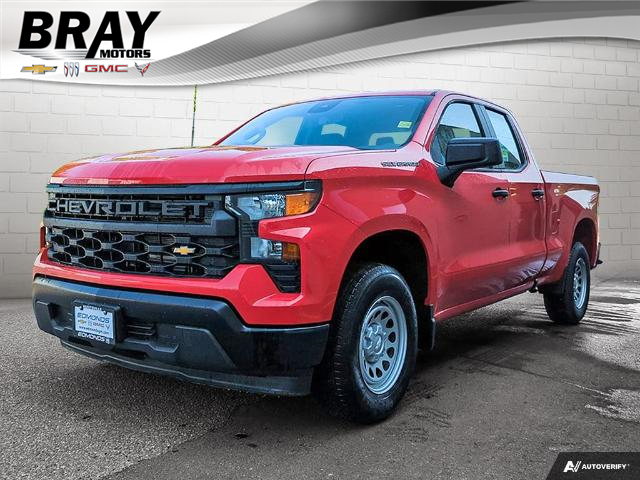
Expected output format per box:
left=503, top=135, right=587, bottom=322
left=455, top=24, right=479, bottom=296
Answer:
left=539, top=170, right=600, bottom=284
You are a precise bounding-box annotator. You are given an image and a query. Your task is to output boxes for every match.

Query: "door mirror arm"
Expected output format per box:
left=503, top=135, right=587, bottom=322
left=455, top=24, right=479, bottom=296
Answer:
left=437, top=137, right=502, bottom=187
left=437, top=165, right=466, bottom=188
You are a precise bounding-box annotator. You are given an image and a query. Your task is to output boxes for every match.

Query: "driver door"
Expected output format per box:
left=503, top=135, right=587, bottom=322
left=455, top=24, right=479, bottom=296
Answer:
left=428, top=100, right=514, bottom=313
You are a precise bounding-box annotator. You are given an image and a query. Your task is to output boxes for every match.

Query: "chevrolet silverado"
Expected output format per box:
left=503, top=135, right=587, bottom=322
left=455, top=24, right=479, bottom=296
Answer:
left=33, top=90, right=600, bottom=422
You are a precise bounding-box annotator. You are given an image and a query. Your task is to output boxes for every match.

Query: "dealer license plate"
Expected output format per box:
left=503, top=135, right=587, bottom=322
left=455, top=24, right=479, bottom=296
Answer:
left=74, top=304, right=115, bottom=345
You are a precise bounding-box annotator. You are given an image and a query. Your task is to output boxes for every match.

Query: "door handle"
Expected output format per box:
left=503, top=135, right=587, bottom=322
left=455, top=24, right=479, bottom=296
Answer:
left=492, top=188, right=509, bottom=199
left=531, top=189, right=545, bottom=199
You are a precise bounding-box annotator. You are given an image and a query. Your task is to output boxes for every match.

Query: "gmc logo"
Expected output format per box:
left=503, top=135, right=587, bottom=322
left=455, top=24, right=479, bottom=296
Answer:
left=50, top=199, right=209, bottom=218
left=85, top=65, right=128, bottom=73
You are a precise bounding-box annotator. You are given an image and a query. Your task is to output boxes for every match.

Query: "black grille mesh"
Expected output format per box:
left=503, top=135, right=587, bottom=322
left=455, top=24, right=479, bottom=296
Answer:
left=47, top=227, right=238, bottom=277
left=264, top=263, right=300, bottom=293
left=126, top=321, right=156, bottom=340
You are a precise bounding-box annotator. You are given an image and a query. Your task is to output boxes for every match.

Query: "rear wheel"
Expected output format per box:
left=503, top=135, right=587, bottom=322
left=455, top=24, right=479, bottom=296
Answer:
left=313, top=263, right=418, bottom=423
left=543, top=242, right=591, bottom=325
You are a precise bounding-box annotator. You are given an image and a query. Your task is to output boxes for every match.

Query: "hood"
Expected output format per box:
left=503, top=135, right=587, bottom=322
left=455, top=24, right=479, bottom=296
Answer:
left=50, top=145, right=357, bottom=185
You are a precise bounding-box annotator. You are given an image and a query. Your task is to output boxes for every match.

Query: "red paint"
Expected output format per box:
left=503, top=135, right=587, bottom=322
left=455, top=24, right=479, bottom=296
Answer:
left=37, top=90, right=600, bottom=325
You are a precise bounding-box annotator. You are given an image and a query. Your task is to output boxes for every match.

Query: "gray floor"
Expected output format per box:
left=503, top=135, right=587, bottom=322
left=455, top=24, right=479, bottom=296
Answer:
left=1, top=277, right=639, bottom=480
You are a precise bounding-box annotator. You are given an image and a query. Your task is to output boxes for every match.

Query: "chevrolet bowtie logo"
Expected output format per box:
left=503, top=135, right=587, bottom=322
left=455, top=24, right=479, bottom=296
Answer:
left=21, top=65, right=57, bottom=75
left=173, top=246, right=196, bottom=256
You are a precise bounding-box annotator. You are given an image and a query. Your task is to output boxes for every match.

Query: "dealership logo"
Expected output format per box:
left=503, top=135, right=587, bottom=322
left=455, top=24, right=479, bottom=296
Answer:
left=76, top=331, right=110, bottom=344
left=64, top=62, right=79, bottom=77
left=21, top=64, right=56, bottom=74
left=135, top=62, right=150, bottom=77
left=15, top=11, right=160, bottom=60
left=77, top=311, right=110, bottom=323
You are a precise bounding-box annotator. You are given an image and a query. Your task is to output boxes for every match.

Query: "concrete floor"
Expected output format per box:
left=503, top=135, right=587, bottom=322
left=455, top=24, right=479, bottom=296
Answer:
left=1, top=277, right=639, bottom=480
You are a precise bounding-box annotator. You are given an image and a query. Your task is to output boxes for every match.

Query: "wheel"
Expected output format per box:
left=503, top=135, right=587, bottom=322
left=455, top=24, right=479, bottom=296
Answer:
left=313, top=263, right=418, bottom=423
left=543, top=242, right=591, bottom=325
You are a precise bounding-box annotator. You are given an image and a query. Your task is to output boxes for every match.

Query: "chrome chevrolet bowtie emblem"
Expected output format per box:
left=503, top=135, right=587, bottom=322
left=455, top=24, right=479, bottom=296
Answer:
left=173, top=246, right=195, bottom=256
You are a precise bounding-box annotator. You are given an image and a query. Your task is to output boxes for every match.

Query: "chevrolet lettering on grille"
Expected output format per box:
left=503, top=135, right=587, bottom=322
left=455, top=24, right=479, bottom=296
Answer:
left=49, top=199, right=210, bottom=218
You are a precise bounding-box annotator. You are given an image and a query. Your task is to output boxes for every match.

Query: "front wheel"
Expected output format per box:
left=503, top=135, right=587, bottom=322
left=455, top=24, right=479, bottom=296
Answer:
left=543, top=242, right=591, bottom=325
left=313, top=263, right=418, bottom=423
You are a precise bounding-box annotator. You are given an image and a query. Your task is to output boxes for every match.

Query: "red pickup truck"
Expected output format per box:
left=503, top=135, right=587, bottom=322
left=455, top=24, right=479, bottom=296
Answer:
left=33, top=90, right=600, bottom=422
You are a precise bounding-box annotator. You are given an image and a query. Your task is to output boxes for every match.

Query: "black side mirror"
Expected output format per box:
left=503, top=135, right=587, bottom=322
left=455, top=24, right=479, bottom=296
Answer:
left=437, top=137, right=502, bottom=187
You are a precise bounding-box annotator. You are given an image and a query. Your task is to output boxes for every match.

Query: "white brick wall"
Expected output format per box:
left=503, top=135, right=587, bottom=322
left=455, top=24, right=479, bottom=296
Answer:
left=0, top=37, right=638, bottom=297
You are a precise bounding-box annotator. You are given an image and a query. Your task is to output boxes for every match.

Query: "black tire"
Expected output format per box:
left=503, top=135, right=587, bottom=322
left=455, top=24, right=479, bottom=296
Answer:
left=313, top=263, right=418, bottom=423
left=543, top=242, right=591, bottom=325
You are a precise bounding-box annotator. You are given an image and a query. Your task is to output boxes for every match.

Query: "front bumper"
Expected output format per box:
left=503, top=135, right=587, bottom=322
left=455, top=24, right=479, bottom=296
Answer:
left=32, top=276, right=329, bottom=395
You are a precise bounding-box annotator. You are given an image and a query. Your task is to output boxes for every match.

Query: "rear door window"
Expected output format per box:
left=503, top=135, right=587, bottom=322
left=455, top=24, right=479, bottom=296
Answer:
left=485, top=110, right=524, bottom=170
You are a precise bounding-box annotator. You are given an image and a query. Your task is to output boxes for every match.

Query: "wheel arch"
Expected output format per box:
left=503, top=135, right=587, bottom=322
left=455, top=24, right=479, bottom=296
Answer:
left=573, top=217, right=597, bottom=267
left=335, top=215, right=436, bottom=321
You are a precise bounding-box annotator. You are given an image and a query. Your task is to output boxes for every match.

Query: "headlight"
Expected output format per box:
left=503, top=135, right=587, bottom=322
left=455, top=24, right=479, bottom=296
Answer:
left=224, top=182, right=320, bottom=284
left=225, top=189, right=320, bottom=221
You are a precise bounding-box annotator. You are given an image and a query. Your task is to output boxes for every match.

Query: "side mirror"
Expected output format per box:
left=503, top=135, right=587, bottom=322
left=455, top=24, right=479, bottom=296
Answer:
left=437, top=137, right=502, bottom=187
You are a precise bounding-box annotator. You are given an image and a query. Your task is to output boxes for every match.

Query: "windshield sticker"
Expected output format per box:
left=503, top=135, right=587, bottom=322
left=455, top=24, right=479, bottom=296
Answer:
left=500, top=144, right=509, bottom=163
left=397, top=121, right=412, bottom=129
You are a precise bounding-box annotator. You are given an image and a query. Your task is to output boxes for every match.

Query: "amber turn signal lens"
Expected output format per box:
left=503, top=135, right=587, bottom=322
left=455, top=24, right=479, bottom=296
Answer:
left=285, top=191, right=319, bottom=216
left=282, top=242, right=300, bottom=262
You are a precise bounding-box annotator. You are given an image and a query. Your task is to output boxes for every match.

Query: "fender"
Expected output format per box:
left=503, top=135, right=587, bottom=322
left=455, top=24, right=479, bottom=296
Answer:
left=305, top=143, right=442, bottom=309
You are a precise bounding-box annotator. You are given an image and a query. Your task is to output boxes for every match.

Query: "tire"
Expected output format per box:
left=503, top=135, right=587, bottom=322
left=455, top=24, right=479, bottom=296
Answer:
left=543, top=241, right=591, bottom=325
left=313, top=263, right=418, bottom=423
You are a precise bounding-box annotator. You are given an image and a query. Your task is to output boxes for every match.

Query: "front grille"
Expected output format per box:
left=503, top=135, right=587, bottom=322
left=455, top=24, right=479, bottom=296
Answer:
left=47, top=228, right=238, bottom=277
left=45, top=185, right=240, bottom=279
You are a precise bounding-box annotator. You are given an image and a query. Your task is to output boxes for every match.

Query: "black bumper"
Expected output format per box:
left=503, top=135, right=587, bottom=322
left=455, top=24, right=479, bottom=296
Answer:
left=32, top=276, right=329, bottom=396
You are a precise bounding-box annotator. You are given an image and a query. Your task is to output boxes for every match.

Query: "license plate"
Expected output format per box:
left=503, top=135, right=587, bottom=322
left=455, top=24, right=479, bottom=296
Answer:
left=74, top=304, right=115, bottom=345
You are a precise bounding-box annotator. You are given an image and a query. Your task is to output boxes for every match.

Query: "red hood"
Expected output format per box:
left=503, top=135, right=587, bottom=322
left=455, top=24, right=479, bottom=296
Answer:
left=50, top=146, right=356, bottom=185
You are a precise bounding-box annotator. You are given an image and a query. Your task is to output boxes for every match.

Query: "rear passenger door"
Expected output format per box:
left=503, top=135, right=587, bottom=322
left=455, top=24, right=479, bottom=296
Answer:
left=428, top=100, right=514, bottom=312
left=479, top=106, right=547, bottom=285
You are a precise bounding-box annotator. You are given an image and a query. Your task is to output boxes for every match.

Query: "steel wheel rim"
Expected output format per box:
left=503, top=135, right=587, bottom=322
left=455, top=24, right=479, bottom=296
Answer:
left=573, top=257, right=588, bottom=310
left=358, top=296, right=408, bottom=394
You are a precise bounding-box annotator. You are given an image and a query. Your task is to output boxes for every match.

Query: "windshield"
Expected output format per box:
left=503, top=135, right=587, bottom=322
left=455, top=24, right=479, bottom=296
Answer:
left=219, top=95, right=432, bottom=150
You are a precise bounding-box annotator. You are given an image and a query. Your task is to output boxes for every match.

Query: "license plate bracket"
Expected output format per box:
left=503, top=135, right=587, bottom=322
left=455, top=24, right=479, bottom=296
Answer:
left=73, top=302, right=121, bottom=346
